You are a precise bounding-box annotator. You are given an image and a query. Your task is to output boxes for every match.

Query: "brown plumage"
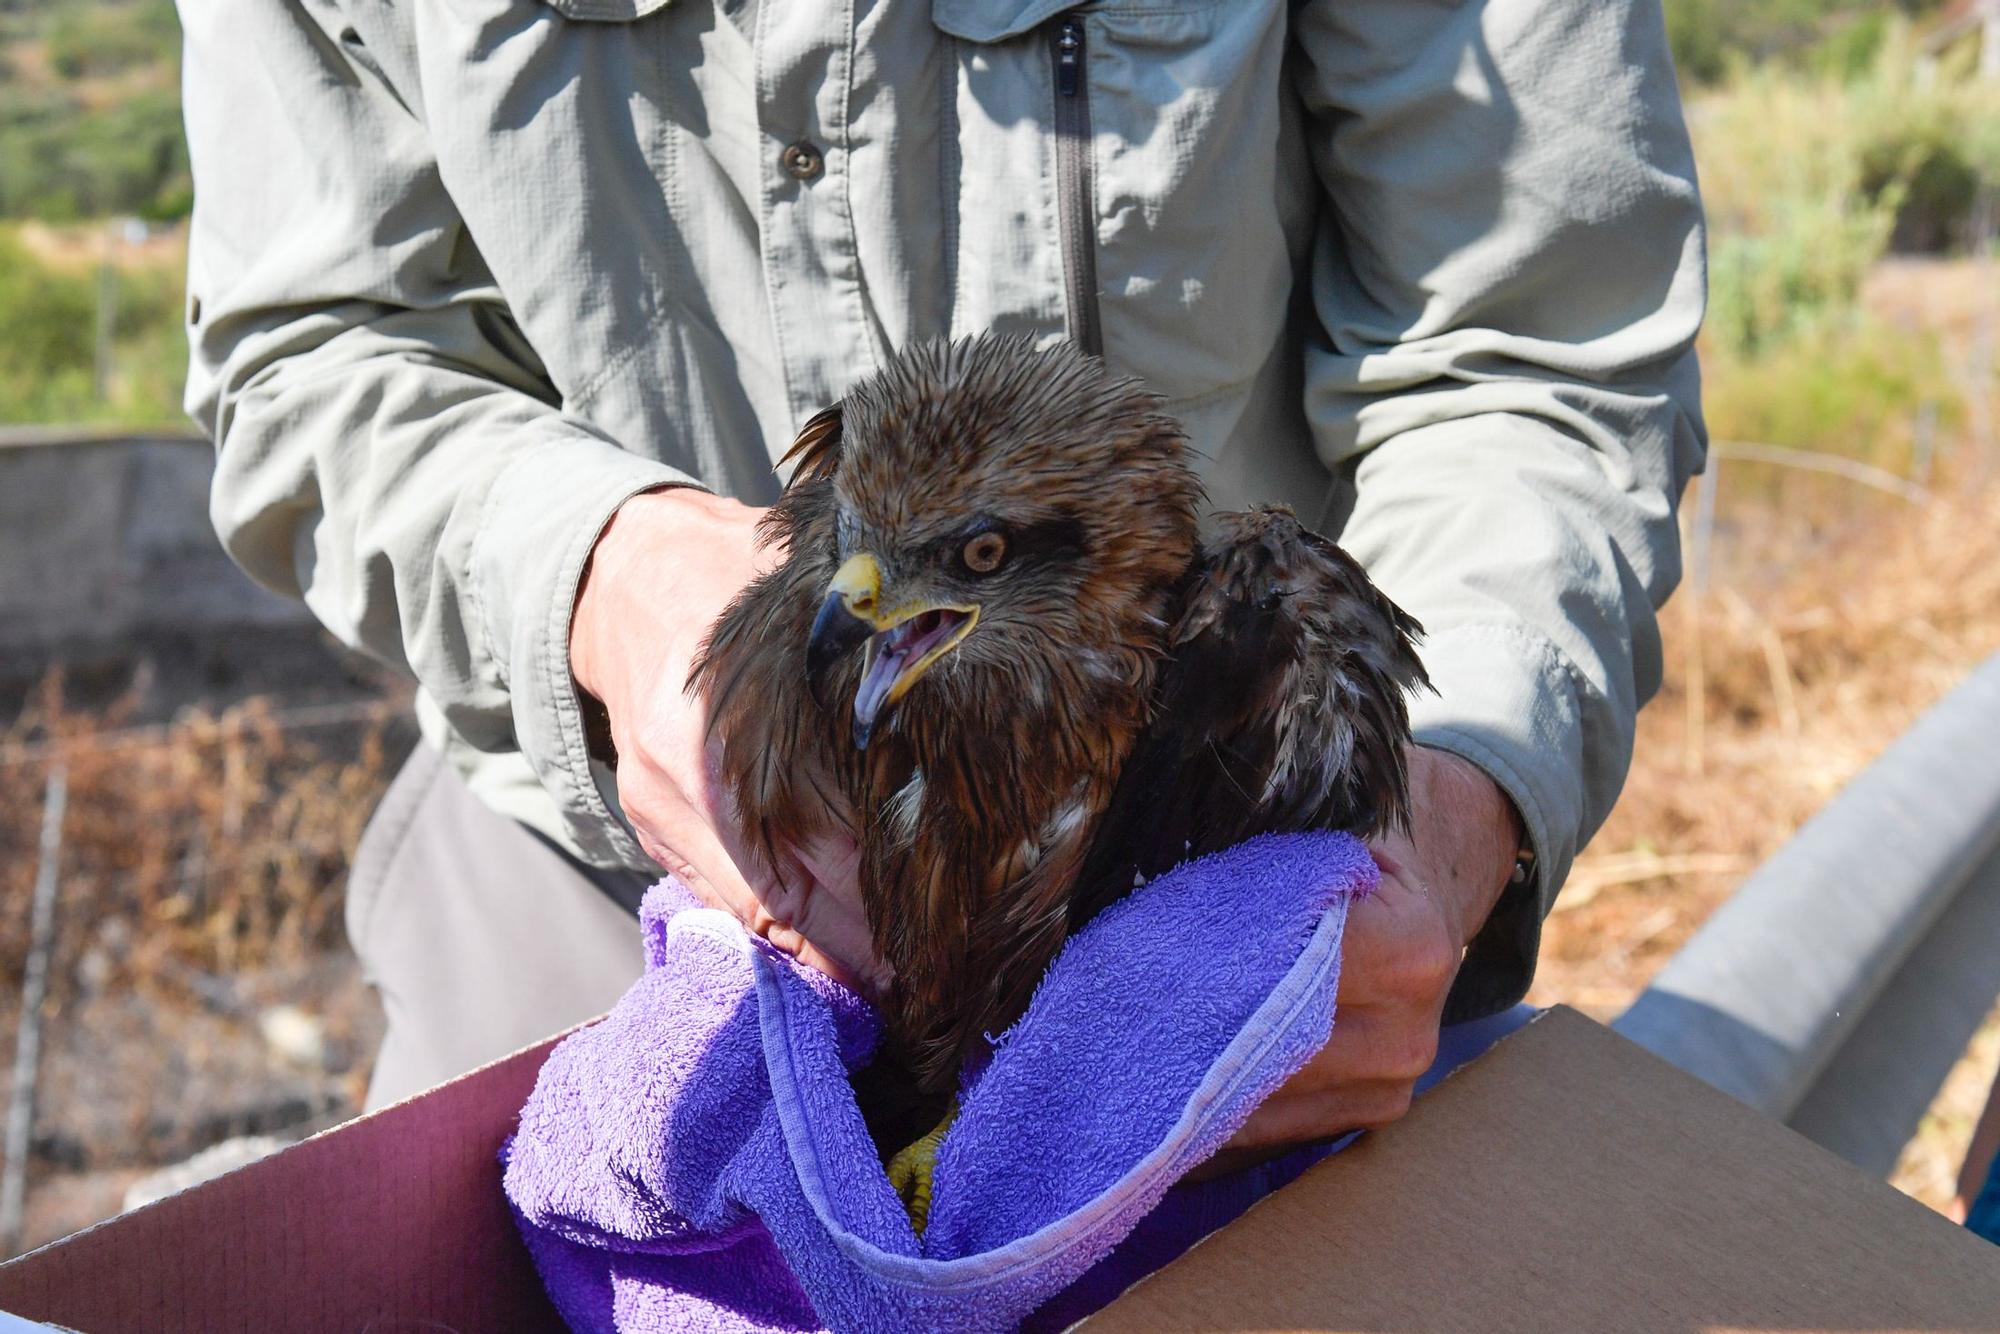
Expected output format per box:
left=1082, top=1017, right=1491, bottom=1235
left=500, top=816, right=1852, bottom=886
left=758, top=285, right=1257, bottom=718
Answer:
left=692, top=336, right=1429, bottom=1097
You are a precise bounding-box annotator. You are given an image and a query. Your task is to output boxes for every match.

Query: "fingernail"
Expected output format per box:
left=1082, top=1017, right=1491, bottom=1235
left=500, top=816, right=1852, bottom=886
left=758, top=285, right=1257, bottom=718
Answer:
left=762, top=921, right=807, bottom=959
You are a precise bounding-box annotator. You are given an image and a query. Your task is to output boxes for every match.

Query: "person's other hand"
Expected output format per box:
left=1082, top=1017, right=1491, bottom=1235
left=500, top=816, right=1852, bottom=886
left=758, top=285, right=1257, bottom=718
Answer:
left=1220, top=746, right=1522, bottom=1154
left=569, top=487, right=886, bottom=994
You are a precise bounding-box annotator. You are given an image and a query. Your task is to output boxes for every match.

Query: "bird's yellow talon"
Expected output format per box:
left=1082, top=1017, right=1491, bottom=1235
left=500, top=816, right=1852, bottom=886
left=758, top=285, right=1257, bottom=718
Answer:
left=885, top=1101, right=958, bottom=1236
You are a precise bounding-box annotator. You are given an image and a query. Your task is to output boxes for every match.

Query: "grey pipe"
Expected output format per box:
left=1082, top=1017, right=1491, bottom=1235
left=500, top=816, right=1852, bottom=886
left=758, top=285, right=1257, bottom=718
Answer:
left=1615, top=651, right=2000, bottom=1120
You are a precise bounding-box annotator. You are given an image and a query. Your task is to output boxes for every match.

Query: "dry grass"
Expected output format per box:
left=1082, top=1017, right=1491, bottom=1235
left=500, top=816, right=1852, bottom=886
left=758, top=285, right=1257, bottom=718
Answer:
left=1530, top=255, right=2000, bottom=1212
left=0, top=677, right=398, bottom=996
left=0, top=675, right=403, bottom=1249
left=1530, top=472, right=2000, bottom=1015
left=1531, top=474, right=2000, bottom=1212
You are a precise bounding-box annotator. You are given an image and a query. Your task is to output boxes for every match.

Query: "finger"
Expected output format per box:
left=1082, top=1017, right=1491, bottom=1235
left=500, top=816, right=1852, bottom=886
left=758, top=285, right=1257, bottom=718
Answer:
left=1365, top=825, right=1419, bottom=886
left=1228, top=1077, right=1415, bottom=1149
left=1282, top=1006, right=1441, bottom=1095
left=645, top=820, right=867, bottom=990
left=756, top=917, right=870, bottom=993
left=789, top=895, right=890, bottom=998
left=1267, top=1006, right=1387, bottom=1098
left=796, top=833, right=863, bottom=901
left=757, top=845, right=882, bottom=993
left=623, top=766, right=769, bottom=926
left=688, top=741, right=852, bottom=934
left=1337, top=876, right=1462, bottom=1012
left=788, top=834, right=886, bottom=988
left=634, top=789, right=878, bottom=993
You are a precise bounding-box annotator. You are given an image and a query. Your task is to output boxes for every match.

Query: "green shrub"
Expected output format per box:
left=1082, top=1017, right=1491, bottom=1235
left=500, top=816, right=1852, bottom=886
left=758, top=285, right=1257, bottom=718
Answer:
left=1851, top=63, right=2000, bottom=252
left=0, top=227, right=188, bottom=426
left=1663, top=0, right=1952, bottom=87
left=1706, top=214, right=1892, bottom=359
left=0, top=85, right=189, bottom=221
left=1803, top=10, right=1891, bottom=80
left=45, top=1, right=178, bottom=81
left=1701, top=316, right=1958, bottom=472
left=1690, top=28, right=1992, bottom=474
left=1695, top=70, right=1901, bottom=355
left=1695, top=30, right=2000, bottom=356
left=0, top=231, right=97, bottom=421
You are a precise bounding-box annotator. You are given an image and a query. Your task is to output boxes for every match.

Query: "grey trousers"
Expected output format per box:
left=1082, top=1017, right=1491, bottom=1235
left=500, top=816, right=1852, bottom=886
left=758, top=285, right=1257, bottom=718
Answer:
left=346, top=746, right=651, bottom=1108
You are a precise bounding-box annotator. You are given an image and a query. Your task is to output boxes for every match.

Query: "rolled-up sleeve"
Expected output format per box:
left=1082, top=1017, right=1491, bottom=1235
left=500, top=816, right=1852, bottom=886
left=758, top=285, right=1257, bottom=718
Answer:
left=1294, top=0, right=1707, bottom=1010
left=181, top=4, right=689, bottom=868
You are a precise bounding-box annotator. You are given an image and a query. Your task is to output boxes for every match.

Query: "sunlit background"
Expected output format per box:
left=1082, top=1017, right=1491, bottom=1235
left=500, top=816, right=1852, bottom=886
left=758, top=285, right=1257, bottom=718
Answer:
left=1, top=0, right=1996, bottom=1257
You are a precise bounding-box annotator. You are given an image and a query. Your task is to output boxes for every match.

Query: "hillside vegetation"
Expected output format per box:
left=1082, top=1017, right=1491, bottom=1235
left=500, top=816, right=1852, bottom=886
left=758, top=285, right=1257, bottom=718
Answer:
left=0, top=0, right=186, bottom=222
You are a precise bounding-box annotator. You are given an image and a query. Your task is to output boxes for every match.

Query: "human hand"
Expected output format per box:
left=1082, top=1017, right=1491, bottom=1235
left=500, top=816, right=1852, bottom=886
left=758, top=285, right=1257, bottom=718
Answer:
left=569, top=487, right=885, bottom=993
left=1217, top=746, right=1523, bottom=1158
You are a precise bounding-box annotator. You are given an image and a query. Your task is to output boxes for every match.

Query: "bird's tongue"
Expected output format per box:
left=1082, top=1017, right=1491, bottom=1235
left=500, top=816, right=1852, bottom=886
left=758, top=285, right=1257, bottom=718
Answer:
left=853, top=610, right=959, bottom=743
left=853, top=649, right=903, bottom=736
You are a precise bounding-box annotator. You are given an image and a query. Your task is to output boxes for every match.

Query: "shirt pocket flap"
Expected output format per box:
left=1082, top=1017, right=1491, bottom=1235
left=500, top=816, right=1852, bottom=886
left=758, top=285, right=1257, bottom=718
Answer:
left=539, top=0, right=672, bottom=20
left=931, top=0, right=1074, bottom=43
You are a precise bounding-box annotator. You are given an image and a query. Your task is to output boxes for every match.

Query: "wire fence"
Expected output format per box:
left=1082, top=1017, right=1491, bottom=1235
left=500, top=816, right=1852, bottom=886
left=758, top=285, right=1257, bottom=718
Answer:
left=0, top=698, right=400, bottom=770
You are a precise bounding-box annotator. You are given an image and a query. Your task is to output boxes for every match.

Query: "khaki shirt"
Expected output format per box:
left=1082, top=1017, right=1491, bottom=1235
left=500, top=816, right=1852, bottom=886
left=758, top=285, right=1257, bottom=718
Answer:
left=180, top=0, right=1706, bottom=1013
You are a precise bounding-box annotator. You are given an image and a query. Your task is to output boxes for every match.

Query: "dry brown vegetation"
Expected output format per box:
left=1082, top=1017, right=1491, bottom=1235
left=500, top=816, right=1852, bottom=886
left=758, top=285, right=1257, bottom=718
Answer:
left=0, top=680, right=403, bottom=1248
left=0, top=680, right=398, bottom=988
left=1530, top=255, right=2000, bottom=1211
left=1532, top=468, right=2000, bottom=1017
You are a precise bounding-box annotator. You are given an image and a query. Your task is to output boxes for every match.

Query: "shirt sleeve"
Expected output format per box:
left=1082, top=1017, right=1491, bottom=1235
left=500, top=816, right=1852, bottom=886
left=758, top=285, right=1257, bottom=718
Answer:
left=1292, top=0, right=1708, bottom=1014
left=181, top=4, right=690, bottom=870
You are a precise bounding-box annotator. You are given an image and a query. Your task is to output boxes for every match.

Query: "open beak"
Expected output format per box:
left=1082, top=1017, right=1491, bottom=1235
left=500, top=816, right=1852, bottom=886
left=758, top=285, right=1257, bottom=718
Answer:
left=805, top=552, right=979, bottom=749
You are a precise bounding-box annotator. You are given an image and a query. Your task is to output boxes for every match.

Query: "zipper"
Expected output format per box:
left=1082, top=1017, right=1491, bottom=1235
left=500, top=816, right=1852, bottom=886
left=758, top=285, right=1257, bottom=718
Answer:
left=1049, top=14, right=1103, bottom=358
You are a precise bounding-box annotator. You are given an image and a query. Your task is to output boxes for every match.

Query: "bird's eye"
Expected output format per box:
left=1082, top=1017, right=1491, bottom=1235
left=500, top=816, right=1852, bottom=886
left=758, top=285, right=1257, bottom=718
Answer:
left=962, top=531, right=1008, bottom=574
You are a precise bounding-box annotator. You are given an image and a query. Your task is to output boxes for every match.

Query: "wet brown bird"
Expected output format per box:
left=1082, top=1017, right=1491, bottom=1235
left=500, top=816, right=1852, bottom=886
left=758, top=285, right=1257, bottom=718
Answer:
left=693, top=337, right=1429, bottom=1095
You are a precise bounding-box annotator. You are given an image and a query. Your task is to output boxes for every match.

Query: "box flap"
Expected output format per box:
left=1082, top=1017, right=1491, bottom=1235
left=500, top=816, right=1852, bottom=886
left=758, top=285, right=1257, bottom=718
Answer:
left=0, top=1032, right=570, bottom=1333
left=1083, top=1006, right=2000, bottom=1332
left=10, top=1006, right=1999, bottom=1332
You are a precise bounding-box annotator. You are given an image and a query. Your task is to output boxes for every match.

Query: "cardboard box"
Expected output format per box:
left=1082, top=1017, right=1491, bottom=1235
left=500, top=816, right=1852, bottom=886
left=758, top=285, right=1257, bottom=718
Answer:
left=0, top=1033, right=569, bottom=1333
left=1, top=1007, right=1996, bottom=1332
left=1085, top=1007, right=2000, bottom=1331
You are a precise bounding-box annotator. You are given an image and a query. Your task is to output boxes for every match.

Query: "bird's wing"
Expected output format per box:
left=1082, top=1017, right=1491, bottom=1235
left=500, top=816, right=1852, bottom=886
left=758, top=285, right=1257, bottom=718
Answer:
left=1070, top=507, right=1431, bottom=929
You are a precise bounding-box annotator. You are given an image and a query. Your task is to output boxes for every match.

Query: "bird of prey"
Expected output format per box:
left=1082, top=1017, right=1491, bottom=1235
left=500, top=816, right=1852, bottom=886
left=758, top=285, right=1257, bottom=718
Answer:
left=692, top=336, right=1430, bottom=1097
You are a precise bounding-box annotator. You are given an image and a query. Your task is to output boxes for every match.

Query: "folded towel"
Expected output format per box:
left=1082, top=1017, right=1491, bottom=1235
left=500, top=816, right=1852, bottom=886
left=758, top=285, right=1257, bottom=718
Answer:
left=503, top=831, right=1377, bottom=1332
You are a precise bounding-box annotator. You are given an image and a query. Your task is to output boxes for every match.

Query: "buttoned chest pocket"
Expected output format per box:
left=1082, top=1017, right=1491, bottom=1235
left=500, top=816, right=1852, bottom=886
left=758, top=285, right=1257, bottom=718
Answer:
left=537, top=0, right=671, bottom=18
left=936, top=0, right=1308, bottom=407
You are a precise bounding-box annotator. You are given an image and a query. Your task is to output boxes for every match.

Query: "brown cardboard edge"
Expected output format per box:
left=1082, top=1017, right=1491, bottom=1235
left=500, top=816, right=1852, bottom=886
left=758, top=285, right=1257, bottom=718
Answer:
left=0, top=1018, right=603, bottom=1333
left=1068, top=1004, right=1556, bottom=1328
left=1082, top=1005, right=2000, bottom=1332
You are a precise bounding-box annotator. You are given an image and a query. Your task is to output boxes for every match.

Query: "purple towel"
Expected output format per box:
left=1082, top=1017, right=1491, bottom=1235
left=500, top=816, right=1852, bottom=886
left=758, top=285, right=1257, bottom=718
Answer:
left=503, top=831, right=1377, bottom=1332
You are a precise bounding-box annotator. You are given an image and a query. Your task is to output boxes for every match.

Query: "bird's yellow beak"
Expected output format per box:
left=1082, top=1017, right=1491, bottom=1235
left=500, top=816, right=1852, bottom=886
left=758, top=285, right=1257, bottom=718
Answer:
left=806, top=553, right=980, bottom=748
left=828, top=552, right=886, bottom=623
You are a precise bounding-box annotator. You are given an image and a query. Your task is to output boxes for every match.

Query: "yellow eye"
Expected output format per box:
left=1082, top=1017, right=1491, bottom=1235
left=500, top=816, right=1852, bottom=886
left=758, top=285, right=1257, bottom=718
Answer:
left=962, top=531, right=1008, bottom=574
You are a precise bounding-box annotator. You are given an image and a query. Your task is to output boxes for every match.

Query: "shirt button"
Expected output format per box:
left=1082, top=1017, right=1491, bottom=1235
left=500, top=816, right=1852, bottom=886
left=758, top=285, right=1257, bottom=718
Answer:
left=781, top=141, right=824, bottom=181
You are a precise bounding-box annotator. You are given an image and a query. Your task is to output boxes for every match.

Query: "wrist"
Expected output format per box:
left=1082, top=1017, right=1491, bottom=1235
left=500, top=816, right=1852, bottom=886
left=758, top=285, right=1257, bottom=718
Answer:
left=569, top=485, right=775, bottom=740
left=1410, top=745, right=1524, bottom=948
left=571, top=486, right=722, bottom=705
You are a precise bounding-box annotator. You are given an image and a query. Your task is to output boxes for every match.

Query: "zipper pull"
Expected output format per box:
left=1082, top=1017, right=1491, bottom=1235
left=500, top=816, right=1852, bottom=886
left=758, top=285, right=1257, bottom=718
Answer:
left=1056, top=17, right=1083, bottom=97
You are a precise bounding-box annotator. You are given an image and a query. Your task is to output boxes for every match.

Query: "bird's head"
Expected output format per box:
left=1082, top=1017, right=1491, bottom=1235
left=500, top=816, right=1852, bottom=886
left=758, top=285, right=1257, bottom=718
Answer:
left=796, top=337, right=1202, bottom=750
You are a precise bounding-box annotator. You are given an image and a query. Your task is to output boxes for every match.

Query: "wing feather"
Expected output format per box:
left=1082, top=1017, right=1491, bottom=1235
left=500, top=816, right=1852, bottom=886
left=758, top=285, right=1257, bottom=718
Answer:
left=1070, top=507, right=1431, bottom=929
